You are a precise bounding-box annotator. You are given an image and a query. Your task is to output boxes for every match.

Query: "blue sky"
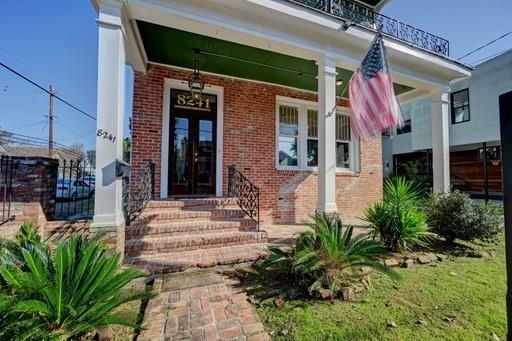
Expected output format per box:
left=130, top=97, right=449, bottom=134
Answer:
left=0, top=0, right=511, bottom=151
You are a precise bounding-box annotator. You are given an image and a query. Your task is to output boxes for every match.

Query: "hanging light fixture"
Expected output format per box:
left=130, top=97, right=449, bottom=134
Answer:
left=188, top=50, right=205, bottom=102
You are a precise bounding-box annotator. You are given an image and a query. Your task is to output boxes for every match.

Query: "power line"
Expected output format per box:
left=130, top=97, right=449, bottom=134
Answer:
left=458, top=30, right=512, bottom=60
left=2, top=120, right=47, bottom=131
left=0, top=47, right=50, bottom=86
left=37, top=120, right=49, bottom=139
left=0, top=130, right=75, bottom=151
left=0, top=136, right=82, bottom=157
left=55, top=120, right=95, bottom=143
left=468, top=47, right=512, bottom=66
left=0, top=61, right=96, bottom=121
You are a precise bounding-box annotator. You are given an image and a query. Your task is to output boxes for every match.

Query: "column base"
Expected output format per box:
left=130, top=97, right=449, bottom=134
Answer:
left=316, top=202, right=338, bottom=213
left=91, top=213, right=126, bottom=260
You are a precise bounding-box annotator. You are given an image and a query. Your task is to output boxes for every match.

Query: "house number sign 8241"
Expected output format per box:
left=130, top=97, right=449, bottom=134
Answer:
left=97, top=129, right=116, bottom=143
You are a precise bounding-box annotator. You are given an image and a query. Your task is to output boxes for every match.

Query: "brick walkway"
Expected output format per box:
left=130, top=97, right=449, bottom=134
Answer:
left=138, top=269, right=269, bottom=341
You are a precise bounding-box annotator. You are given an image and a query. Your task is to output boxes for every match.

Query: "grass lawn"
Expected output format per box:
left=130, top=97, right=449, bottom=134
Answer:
left=242, top=238, right=506, bottom=340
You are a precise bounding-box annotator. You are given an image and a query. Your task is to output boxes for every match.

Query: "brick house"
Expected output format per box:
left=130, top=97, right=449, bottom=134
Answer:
left=90, top=0, right=471, bottom=267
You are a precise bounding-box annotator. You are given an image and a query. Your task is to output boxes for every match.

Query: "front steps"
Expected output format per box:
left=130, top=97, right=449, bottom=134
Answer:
left=124, top=198, right=268, bottom=274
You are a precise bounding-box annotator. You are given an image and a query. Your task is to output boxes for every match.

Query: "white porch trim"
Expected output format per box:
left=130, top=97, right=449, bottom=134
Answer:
left=92, top=1, right=126, bottom=229
left=431, top=91, right=451, bottom=192
left=160, top=78, right=224, bottom=198
left=316, top=56, right=338, bottom=213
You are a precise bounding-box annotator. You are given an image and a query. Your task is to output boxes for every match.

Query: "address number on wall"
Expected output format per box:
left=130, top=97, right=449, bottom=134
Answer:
left=97, top=129, right=116, bottom=143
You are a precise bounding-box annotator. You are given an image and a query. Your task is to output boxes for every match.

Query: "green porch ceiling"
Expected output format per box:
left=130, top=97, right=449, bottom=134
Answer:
left=136, top=21, right=413, bottom=97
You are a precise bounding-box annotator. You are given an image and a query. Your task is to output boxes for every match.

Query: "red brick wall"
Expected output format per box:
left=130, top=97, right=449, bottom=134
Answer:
left=132, top=65, right=382, bottom=225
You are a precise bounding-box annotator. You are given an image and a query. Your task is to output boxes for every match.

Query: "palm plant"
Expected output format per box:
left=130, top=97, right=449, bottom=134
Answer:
left=363, top=177, right=430, bottom=251
left=263, top=212, right=397, bottom=296
left=0, top=231, right=153, bottom=340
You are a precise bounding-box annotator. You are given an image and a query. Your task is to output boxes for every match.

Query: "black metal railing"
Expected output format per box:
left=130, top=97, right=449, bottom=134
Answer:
left=122, top=161, right=155, bottom=225
left=228, top=165, right=260, bottom=230
left=0, top=155, right=15, bottom=225
left=288, top=0, right=450, bottom=56
left=55, top=159, right=95, bottom=220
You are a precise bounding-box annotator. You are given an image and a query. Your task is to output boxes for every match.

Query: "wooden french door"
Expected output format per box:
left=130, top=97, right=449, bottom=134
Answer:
left=168, top=89, right=216, bottom=196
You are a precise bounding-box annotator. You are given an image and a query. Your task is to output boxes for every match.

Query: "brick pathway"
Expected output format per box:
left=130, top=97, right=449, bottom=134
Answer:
left=138, top=269, right=269, bottom=341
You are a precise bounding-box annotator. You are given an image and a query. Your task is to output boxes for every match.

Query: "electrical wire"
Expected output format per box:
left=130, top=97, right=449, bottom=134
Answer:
left=0, top=131, right=76, bottom=151
left=2, top=120, right=47, bottom=131
left=468, top=48, right=512, bottom=66
left=37, top=120, right=49, bottom=139
left=0, top=61, right=96, bottom=121
left=458, top=30, right=512, bottom=60
left=55, top=121, right=95, bottom=143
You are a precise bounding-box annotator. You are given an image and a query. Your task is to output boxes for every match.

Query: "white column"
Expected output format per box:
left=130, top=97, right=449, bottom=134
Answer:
left=431, top=91, right=450, bottom=192
left=317, top=57, right=338, bottom=213
left=92, top=2, right=126, bottom=228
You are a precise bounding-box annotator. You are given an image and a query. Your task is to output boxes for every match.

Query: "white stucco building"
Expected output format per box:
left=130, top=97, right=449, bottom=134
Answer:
left=383, top=50, right=512, bottom=198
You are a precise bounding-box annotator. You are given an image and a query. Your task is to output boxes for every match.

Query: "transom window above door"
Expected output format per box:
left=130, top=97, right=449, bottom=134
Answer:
left=276, top=97, right=360, bottom=172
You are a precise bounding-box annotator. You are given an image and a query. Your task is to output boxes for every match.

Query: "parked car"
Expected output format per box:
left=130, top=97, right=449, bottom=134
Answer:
left=56, top=178, right=95, bottom=201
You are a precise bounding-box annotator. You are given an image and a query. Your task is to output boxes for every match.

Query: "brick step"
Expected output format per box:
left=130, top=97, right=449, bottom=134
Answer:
left=125, top=230, right=268, bottom=256
left=124, top=243, right=270, bottom=274
left=141, top=204, right=241, bottom=213
left=126, top=218, right=257, bottom=238
left=146, top=198, right=238, bottom=209
left=134, top=208, right=247, bottom=223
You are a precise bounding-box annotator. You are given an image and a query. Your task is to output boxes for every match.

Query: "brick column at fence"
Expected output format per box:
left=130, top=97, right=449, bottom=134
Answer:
left=0, top=156, right=58, bottom=239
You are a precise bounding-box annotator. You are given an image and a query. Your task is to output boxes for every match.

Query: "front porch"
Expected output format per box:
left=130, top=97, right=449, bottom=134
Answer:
left=91, top=0, right=471, bottom=262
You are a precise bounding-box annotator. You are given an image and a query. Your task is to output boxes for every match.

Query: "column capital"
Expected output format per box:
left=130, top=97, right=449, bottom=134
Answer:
left=431, top=91, right=450, bottom=104
left=316, top=57, right=338, bottom=76
left=96, top=0, right=124, bottom=30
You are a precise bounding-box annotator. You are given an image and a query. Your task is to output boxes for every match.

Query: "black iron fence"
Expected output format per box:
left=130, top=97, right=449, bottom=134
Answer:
left=288, top=0, right=450, bottom=56
left=122, top=161, right=155, bottom=225
left=54, top=159, right=95, bottom=220
left=228, top=165, right=260, bottom=230
left=0, top=155, right=15, bottom=224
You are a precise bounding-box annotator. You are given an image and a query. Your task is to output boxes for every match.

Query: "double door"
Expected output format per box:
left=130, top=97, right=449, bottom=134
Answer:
left=169, top=112, right=216, bottom=196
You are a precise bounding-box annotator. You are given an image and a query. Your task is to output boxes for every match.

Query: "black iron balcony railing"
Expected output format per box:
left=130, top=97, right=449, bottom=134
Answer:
left=288, top=0, right=450, bottom=56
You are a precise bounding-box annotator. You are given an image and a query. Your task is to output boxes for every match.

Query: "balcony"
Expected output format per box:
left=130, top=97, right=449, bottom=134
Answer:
left=288, top=0, right=450, bottom=57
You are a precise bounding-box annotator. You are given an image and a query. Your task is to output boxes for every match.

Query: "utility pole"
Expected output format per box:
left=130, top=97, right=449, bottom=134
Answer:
left=48, top=84, right=54, bottom=157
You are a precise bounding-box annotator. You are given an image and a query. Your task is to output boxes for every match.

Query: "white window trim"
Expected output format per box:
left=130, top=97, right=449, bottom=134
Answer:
left=275, top=96, right=360, bottom=173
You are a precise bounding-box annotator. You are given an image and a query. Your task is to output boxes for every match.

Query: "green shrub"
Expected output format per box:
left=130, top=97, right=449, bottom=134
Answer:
left=0, top=227, right=153, bottom=340
left=427, top=190, right=503, bottom=243
left=363, top=177, right=430, bottom=251
left=262, top=212, right=397, bottom=297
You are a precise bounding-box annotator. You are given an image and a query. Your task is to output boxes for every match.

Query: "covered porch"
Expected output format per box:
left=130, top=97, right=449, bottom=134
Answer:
left=91, top=0, right=471, bottom=246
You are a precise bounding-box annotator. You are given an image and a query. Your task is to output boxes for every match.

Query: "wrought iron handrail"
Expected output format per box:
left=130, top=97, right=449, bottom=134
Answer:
left=287, top=0, right=450, bottom=56
left=122, top=161, right=155, bottom=225
left=228, top=165, right=260, bottom=230
left=0, top=155, right=15, bottom=225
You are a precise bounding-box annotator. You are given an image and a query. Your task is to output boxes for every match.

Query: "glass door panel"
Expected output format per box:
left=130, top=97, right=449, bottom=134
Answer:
left=197, top=120, right=213, bottom=186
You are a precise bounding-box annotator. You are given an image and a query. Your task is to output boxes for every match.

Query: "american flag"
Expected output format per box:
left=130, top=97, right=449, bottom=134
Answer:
left=349, top=33, right=404, bottom=138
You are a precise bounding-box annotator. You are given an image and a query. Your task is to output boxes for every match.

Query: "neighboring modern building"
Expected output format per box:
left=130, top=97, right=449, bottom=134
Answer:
left=383, top=50, right=512, bottom=199
left=89, top=0, right=470, bottom=258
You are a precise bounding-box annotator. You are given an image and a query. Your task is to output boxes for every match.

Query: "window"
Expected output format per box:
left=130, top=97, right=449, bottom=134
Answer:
left=278, top=104, right=299, bottom=167
left=276, top=98, right=359, bottom=171
left=396, top=119, right=411, bottom=135
left=336, top=112, right=351, bottom=168
left=451, top=89, right=470, bottom=124
left=307, top=109, right=318, bottom=167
